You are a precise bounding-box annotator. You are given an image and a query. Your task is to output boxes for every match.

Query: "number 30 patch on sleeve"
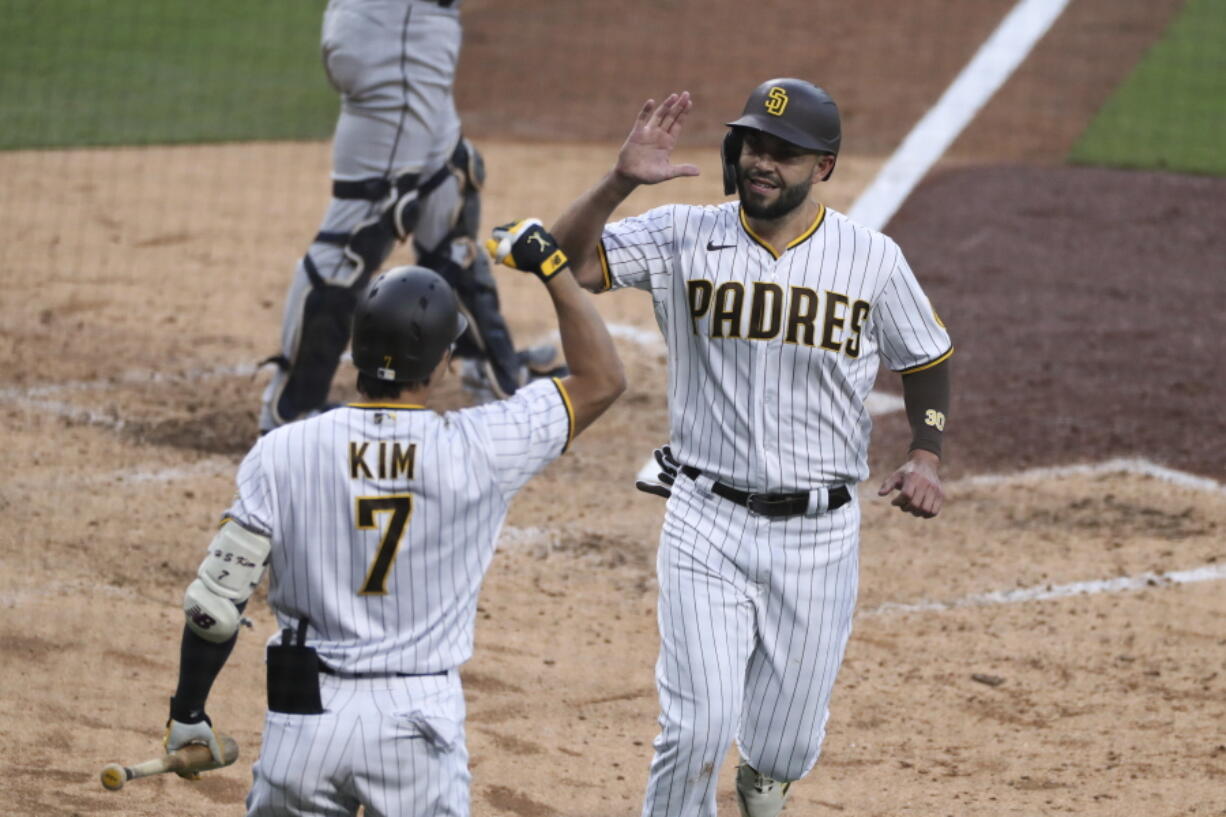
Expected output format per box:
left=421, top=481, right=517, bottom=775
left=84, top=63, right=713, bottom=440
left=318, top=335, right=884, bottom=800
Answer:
left=924, top=409, right=946, bottom=430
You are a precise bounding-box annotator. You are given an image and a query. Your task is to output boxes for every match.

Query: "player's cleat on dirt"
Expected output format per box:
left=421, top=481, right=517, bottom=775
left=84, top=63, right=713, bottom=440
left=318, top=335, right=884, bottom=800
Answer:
left=735, top=763, right=792, bottom=817
left=459, top=358, right=498, bottom=404
left=460, top=344, right=568, bottom=404
left=517, top=343, right=567, bottom=378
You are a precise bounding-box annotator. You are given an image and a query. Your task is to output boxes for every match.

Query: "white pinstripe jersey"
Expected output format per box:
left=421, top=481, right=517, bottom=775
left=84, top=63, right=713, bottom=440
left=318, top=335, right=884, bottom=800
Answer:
left=599, top=202, right=951, bottom=489
left=224, top=378, right=573, bottom=675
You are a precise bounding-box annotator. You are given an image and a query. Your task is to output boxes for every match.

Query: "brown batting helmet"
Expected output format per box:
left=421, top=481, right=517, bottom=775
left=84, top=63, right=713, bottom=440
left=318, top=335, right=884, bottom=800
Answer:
left=722, top=78, right=842, bottom=193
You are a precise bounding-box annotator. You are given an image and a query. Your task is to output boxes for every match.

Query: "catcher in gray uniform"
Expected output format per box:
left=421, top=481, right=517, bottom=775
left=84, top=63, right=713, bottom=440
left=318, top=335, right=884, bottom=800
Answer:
left=259, top=0, right=563, bottom=432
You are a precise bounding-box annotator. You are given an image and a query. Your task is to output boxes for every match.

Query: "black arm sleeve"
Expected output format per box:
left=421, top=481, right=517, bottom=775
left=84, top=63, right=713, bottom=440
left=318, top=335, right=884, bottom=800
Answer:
left=169, top=601, right=246, bottom=723
left=901, top=357, right=951, bottom=458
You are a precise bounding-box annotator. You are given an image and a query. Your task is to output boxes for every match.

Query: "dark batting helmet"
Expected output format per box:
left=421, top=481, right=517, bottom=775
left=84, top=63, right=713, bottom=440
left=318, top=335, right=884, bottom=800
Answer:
left=722, top=78, right=842, bottom=194
left=351, top=265, right=468, bottom=383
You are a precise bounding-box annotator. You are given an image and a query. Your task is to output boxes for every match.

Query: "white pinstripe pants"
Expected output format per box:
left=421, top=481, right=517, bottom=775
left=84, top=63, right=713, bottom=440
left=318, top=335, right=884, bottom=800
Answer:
left=247, top=670, right=469, bottom=817
left=642, top=475, right=860, bottom=817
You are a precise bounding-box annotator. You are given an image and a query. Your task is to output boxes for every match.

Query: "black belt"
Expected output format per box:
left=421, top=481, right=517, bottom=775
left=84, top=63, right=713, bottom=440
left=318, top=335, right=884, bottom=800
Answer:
left=681, top=466, right=850, bottom=517
left=319, top=662, right=446, bottom=679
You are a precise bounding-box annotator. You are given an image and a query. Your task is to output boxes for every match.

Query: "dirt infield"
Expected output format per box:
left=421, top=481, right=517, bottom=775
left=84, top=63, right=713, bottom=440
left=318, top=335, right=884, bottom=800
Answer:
left=3, top=1, right=1225, bottom=816
left=886, top=164, right=1226, bottom=481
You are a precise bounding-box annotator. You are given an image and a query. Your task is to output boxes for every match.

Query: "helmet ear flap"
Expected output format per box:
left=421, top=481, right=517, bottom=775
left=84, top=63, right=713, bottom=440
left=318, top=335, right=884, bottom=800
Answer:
left=721, top=130, right=742, bottom=196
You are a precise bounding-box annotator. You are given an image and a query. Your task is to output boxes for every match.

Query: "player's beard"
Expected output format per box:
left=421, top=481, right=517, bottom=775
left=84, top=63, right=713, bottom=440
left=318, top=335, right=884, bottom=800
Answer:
left=736, top=167, right=813, bottom=221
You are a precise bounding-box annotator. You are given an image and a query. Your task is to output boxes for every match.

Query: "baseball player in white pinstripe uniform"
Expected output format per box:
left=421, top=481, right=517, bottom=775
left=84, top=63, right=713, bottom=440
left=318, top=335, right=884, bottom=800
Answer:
left=159, top=221, right=624, bottom=816
left=552, top=80, right=953, bottom=816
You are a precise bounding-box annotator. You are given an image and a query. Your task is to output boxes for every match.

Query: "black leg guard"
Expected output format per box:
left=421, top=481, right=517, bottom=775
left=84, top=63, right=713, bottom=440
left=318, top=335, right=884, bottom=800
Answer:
left=270, top=255, right=361, bottom=425
left=416, top=239, right=524, bottom=397
left=412, top=136, right=534, bottom=398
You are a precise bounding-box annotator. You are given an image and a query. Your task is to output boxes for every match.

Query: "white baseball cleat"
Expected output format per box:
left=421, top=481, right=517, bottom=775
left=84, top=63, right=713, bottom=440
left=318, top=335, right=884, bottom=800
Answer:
left=735, top=763, right=792, bottom=817
left=517, top=343, right=565, bottom=376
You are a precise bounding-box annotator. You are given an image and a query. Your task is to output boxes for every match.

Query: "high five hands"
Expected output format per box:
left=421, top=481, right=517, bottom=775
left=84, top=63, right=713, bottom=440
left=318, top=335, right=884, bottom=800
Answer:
left=614, top=91, right=702, bottom=186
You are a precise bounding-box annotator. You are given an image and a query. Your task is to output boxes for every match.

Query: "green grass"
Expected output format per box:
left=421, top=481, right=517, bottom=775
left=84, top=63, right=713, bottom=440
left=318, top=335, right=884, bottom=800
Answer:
left=0, top=0, right=335, bottom=149
left=1070, top=0, right=1226, bottom=175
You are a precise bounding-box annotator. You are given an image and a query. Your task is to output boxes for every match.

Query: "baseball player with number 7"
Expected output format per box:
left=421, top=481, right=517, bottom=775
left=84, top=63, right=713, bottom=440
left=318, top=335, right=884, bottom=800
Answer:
left=157, top=220, right=623, bottom=816
left=551, top=80, right=953, bottom=815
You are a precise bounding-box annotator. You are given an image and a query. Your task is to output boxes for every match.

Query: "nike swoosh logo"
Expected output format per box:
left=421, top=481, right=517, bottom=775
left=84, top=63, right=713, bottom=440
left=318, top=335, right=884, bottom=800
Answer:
left=706, top=240, right=736, bottom=251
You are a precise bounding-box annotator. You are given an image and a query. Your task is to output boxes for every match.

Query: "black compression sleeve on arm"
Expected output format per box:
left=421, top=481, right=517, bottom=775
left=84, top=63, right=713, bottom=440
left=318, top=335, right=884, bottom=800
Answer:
left=170, top=602, right=246, bottom=723
left=901, top=357, right=951, bottom=458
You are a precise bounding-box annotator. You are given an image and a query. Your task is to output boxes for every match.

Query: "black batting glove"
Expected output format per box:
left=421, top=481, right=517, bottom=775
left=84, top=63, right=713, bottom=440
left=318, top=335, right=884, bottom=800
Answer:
left=485, top=218, right=570, bottom=284
left=634, top=445, right=679, bottom=499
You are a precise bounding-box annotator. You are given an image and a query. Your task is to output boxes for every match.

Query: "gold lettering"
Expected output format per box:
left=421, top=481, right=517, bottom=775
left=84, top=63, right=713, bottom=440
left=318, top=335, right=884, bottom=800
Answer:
left=391, top=443, right=415, bottom=480
left=844, top=299, right=871, bottom=358
left=711, top=282, right=745, bottom=339
left=820, top=291, right=849, bottom=352
left=748, top=282, right=783, bottom=340
left=785, top=286, right=819, bottom=346
left=349, top=442, right=373, bottom=480
left=687, top=279, right=714, bottom=335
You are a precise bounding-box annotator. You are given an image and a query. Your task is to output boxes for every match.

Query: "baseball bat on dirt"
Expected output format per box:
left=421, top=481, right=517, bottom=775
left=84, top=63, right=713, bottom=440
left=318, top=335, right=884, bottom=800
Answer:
left=99, top=735, right=239, bottom=791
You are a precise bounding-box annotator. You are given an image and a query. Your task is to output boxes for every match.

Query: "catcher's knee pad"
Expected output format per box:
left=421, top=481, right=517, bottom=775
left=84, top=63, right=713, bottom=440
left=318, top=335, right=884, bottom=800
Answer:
left=416, top=136, right=485, bottom=253
left=322, top=171, right=422, bottom=278
left=329, top=136, right=481, bottom=280
left=263, top=255, right=361, bottom=428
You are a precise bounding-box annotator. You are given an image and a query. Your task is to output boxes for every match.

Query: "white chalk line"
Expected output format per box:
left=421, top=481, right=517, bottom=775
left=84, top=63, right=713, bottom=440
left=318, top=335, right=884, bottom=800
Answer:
left=861, top=563, right=1226, bottom=617
left=0, top=361, right=258, bottom=401
left=0, top=361, right=262, bottom=433
left=849, top=0, right=1071, bottom=230
left=0, top=575, right=156, bottom=609
left=9, top=458, right=236, bottom=494
left=860, top=458, right=1226, bottom=616
left=953, top=457, right=1226, bottom=495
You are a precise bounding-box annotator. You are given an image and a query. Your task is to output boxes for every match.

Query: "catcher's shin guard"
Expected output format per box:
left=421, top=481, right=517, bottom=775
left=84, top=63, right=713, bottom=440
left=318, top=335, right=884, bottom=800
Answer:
left=416, top=237, right=523, bottom=397
left=259, top=255, right=360, bottom=431
left=735, top=763, right=793, bottom=817
left=413, top=137, right=528, bottom=398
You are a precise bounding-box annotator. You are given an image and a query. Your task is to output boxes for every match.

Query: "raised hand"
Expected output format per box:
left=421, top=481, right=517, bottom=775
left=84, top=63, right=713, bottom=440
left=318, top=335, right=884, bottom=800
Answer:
left=485, top=218, right=570, bottom=284
left=614, top=92, right=701, bottom=186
